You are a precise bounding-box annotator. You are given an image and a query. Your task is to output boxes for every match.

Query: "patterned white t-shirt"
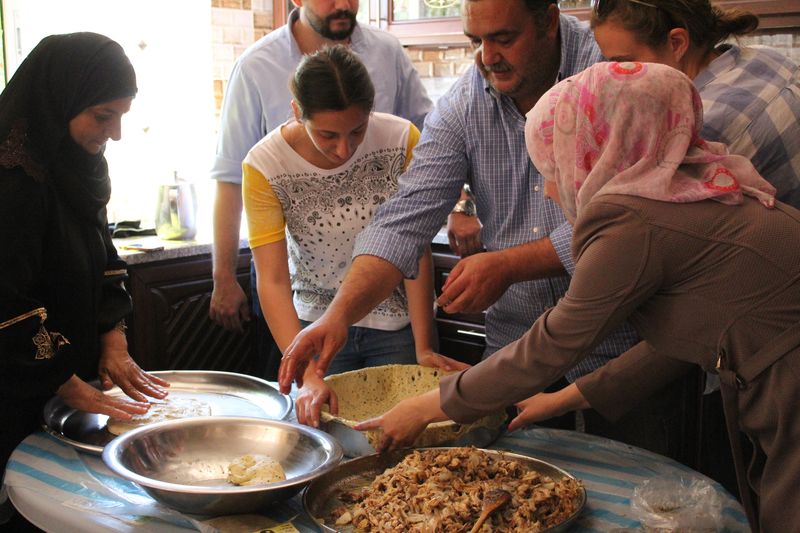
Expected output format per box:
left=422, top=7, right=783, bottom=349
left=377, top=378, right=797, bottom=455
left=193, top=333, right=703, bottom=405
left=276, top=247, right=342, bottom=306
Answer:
left=243, top=112, right=419, bottom=330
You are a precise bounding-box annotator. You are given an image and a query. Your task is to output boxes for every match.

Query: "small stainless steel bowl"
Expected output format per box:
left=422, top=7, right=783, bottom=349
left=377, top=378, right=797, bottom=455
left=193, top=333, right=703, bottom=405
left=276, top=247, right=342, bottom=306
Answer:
left=102, top=416, right=342, bottom=516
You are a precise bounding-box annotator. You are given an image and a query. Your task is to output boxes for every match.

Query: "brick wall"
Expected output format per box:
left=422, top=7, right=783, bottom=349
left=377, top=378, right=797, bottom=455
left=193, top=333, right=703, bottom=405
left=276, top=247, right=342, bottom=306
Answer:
left=404, top=29, right=800, bottom=100
left=406, top=46, right=473, bottom=79
left=209, top=6, right=800, bottom=111
left=406, top=29, right=800, bottom=82
left=738, top=30, right=800, bottom=64
left=211, top=0, right=274, bottom=119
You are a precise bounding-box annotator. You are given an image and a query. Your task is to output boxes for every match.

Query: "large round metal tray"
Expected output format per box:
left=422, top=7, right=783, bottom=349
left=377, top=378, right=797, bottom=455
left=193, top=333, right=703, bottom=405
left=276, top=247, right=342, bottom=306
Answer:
left=42, top=370, right=292, bottom=455
left=303, top=447, right=586, bottom=532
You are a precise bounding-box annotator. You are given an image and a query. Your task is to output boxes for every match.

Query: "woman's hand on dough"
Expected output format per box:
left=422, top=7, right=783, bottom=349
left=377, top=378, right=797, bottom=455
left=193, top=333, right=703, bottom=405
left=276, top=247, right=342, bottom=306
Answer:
left=98, top=328, right=170, bottom=402
left=56, top=374, right=150, bottom=419
left=296, top=372, right=338, bottom=428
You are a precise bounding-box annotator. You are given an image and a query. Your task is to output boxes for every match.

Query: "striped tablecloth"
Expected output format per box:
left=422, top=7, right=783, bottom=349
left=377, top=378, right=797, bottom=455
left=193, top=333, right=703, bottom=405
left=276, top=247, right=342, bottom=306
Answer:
left=3, top=427, right=749, bottom=532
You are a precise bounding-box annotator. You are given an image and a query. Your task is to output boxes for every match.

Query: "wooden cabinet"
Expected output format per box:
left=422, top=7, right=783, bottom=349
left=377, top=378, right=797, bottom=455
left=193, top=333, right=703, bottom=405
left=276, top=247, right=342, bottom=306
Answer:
left=124, top=251, right=257, bottom=373
left=124, top=244, right=483, bottom=370
left=432, top=243, right=486, bottom=365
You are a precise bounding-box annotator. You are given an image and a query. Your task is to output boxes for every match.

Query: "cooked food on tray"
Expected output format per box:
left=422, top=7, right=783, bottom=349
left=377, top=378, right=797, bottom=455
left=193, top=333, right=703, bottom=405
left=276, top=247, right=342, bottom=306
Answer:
left=329, top=447, right=583, bottom=532
left=106, top=396, right=212, bottom=435
left=227, top=453, right=287, bottom=486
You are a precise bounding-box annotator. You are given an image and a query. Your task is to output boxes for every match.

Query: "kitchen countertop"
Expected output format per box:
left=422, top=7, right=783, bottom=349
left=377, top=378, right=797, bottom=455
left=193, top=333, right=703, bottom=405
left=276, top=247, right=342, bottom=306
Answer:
left=113, top=235, right=247, bottom=266
left=115, top=229, right=452, bottom=266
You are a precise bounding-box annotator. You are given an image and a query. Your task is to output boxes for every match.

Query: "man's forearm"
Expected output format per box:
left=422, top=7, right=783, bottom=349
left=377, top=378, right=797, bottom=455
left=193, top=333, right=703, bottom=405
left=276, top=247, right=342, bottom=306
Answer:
left=404, top=248, right=438, bottom=353
left=328, top=255, right=405, bottom=326
left=212, top=181, right=244, bottom=282
left=503, top=238, right=566, bottom=282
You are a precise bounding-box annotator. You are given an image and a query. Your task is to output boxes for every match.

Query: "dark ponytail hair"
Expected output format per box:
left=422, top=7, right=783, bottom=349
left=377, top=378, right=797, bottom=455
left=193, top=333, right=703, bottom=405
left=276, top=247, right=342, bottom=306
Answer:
left=290, top=45, right=375, bottom=120
left=591, top=0, right=758, bottom=51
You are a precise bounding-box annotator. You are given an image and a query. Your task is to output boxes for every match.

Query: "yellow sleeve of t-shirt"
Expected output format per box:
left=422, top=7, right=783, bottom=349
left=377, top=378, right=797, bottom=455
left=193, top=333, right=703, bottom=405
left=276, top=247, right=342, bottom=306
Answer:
left=242, top=162, right=286, bottom=248
left=404, top=123, right=421, bottom=171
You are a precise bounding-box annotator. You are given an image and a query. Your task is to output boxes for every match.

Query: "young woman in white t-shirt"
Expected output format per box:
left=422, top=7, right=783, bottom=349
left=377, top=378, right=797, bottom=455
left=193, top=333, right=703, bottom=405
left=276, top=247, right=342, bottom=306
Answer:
left=242, top=46, right=468, bottom=427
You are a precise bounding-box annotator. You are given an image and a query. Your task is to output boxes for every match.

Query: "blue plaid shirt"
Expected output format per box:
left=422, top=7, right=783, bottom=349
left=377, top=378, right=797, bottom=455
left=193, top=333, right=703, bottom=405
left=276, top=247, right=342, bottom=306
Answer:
left=355, top=15, right=638, bottom=381
left=695, top=44, right=800, bottom=208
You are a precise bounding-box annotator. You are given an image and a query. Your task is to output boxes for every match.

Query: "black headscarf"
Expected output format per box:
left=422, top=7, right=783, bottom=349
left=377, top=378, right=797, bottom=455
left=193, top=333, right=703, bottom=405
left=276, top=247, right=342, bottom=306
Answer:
left=0, top=32, right=137, bottom=226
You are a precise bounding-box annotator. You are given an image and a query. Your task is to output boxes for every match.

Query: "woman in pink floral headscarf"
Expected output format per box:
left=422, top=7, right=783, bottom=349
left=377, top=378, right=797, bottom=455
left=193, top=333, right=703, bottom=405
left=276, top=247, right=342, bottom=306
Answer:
left=350, top=61, right=800, bottom=532
left=519, top=61, right=796, bottom=532
left=525, top=60, right=775, bottom=224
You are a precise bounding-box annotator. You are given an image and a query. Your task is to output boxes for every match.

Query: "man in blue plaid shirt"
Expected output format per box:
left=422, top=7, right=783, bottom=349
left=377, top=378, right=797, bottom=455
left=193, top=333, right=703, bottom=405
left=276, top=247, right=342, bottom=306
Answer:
left=280, top=0, right=691, bottom=460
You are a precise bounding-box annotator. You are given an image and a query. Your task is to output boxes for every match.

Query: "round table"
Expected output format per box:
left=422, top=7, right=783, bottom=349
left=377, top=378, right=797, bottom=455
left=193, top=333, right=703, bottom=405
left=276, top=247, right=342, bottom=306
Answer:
left=3, top=424, right=749, bottom=532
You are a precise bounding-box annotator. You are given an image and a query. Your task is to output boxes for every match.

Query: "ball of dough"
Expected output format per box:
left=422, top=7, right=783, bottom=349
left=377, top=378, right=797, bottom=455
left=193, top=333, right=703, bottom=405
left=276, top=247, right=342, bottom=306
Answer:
left=227, top=454, right=286, bottom=486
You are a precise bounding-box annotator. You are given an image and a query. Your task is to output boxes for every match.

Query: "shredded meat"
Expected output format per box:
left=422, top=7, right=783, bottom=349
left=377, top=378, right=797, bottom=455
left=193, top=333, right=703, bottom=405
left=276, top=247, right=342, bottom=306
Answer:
left=330, top=448, right=583, bottom=532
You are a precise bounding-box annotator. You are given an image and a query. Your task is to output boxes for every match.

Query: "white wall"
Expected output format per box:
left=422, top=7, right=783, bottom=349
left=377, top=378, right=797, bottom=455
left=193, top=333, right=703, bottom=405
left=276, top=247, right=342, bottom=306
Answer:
left=3, top=0, right=217, bottom=229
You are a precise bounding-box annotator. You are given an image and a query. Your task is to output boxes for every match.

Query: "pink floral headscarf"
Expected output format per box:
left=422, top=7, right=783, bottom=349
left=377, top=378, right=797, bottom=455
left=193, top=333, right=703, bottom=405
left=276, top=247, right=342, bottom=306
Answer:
left=525, top=61, right=776, bottom=224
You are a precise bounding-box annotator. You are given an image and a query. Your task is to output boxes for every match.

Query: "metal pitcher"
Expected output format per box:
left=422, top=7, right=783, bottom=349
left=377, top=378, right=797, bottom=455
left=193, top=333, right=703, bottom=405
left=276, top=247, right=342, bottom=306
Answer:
left=155, top=182, right=197, bottom=240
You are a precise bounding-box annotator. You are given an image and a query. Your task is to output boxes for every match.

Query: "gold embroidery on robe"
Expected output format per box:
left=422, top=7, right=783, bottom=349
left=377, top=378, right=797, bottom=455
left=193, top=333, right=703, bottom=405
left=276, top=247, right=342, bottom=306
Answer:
left=0, top=307, right=70, bottom=360
left=0, top=307, right=47, bottom=330
left=32, top=325, right=53, bottom=359
left=32, top=326, right=70, bottom=360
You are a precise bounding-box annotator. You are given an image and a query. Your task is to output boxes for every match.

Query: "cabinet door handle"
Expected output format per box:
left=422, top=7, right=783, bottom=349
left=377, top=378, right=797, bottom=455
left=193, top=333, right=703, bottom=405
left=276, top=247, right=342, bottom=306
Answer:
left=457, top=329, right=486, bottom=338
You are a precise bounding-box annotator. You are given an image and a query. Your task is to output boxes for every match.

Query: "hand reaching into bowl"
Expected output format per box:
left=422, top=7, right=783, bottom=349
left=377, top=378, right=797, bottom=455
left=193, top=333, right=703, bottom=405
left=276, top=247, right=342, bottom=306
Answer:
left=279, top=313, right=349, bottom=394
left=415, top=349, right=471, bottom=373
left=354, top=389, right=448, bottom=452
left=296, top=368, right=339, bottom=429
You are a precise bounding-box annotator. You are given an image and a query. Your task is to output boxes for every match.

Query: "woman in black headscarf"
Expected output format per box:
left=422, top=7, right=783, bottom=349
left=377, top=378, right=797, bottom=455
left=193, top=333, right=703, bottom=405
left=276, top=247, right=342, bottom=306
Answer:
left=0, top=33, right=169, bottom=474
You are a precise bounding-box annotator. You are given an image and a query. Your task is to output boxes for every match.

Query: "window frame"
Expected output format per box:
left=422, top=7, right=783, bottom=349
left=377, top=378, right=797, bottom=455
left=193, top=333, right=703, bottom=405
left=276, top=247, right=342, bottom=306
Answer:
left=356, top=0, right=800, bottom=46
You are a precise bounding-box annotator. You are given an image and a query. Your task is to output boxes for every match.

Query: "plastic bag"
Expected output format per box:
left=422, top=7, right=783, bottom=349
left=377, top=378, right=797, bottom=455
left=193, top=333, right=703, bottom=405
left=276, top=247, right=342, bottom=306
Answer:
left=630, top=476, right=723, bottom=532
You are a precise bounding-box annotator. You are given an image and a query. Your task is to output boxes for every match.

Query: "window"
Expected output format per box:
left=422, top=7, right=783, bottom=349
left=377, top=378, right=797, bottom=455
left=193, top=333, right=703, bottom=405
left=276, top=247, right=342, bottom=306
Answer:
left=2, top=0, right=217, bottom=230
left=392, top=0, right=461, bottom=22
left=354, top=0, right=800, bottom=46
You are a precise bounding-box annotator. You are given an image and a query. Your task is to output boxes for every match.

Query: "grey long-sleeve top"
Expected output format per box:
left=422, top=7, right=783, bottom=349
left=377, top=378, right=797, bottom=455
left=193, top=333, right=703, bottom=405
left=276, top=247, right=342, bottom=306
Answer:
left=440, top=195, right=800, bottom=422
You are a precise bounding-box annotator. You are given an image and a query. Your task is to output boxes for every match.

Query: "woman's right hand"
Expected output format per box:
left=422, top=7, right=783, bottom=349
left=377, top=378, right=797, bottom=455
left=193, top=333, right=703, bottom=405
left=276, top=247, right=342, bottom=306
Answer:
left=56, top=375, right=150, bottom=420
left=507, top=384, right=589, bottom=432
left=295, top=374, right=339, bottom=429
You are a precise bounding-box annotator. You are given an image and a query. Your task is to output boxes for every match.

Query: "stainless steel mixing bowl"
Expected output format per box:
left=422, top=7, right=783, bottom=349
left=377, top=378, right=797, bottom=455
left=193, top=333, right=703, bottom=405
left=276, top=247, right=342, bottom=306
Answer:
left=102, top=416, right=342, bottom=516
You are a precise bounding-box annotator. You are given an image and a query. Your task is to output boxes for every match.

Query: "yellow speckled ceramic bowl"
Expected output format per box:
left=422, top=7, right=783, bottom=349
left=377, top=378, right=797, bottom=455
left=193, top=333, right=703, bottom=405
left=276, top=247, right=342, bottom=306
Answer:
left=320, top=365, right=507, bottom=456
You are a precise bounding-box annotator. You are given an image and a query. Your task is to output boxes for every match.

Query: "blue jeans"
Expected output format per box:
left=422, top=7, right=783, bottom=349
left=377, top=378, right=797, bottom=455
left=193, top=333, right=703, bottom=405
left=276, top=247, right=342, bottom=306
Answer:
left=299, top=320, right=416, bottom=375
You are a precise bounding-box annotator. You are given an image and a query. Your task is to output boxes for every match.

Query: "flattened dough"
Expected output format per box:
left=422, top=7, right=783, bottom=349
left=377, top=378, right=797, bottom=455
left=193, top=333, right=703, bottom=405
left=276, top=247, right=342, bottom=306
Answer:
left=227, top=454, right=286, bottom=486
left=106, top=396, right=212, bottom=435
